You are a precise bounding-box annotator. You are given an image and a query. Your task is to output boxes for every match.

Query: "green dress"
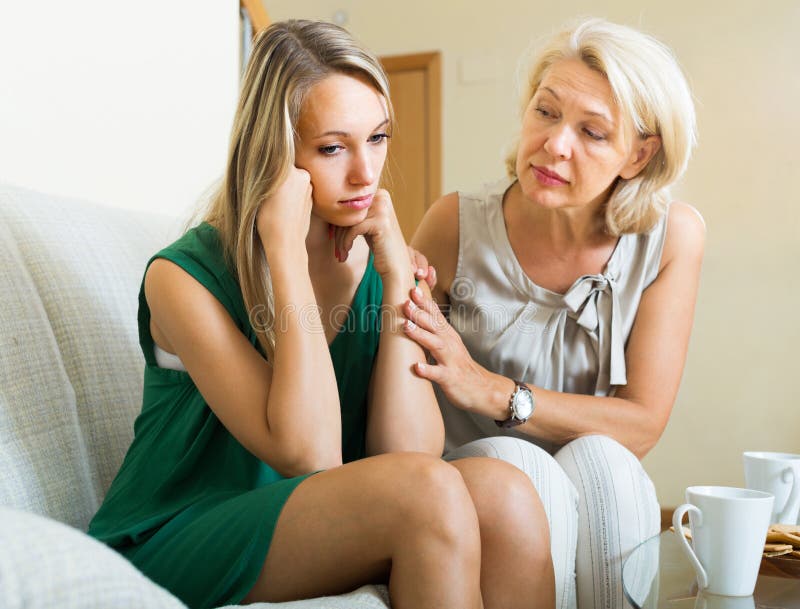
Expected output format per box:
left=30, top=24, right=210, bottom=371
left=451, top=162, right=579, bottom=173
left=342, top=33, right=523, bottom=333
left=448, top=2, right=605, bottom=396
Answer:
left=88, top=223, right=382, bottom=608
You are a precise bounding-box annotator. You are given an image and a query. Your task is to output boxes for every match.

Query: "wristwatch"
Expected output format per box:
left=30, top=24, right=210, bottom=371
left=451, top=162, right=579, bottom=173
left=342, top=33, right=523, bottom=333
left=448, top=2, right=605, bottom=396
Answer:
left=495, top=379, right=535, bottom=428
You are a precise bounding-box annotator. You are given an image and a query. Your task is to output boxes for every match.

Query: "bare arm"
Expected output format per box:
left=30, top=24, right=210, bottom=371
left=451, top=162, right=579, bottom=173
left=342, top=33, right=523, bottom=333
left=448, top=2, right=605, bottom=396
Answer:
left=365, top=272, right=444, bottom=456
left=410, top=192, right=460, bottom=308
left=406, top=201, right=705, bottom=458
left=337, top=190, right=443, bottom=456
left=146, top=169, right=343, bottom=477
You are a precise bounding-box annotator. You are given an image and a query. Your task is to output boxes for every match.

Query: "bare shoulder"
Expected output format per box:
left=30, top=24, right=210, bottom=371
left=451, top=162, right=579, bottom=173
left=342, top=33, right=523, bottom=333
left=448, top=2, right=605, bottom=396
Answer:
left=424, top=191, right=460, bottom=222
left=410, top=192, right=460, bottom=297
left=145, top=258, right=218, bottom=315
left=411, top=192, right=460, bottom=248
left=668, top=201, right=706, bottom=235
left=661, top=201, right=706, bottom=269
left=145, top=256, right=192, bottom=290
left=144, top=257, right=239, bottom=353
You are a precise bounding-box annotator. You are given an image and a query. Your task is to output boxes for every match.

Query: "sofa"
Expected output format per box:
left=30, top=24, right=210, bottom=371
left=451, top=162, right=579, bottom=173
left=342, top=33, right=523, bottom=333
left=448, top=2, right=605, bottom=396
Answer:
left=0, top=182, right=391, bottom=609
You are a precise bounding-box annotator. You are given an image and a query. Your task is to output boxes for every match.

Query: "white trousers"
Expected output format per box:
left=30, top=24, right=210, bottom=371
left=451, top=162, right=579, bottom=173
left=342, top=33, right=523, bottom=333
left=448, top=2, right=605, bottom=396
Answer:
left=444, top=435, right=660, bottom=609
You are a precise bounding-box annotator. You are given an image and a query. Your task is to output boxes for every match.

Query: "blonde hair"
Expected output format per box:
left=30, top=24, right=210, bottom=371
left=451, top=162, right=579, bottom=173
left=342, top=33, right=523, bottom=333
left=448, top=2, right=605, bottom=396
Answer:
left=506, top=17, right=697, bottom=235
left=204, top=20, right=392, bottom=361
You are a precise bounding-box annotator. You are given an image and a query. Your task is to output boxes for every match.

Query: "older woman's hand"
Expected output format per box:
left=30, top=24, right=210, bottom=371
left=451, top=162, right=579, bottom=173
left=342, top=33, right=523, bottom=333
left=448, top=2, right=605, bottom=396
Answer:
left=401, top=286, right=490, bottom=413
left=408, top=246, right=437, bottom=291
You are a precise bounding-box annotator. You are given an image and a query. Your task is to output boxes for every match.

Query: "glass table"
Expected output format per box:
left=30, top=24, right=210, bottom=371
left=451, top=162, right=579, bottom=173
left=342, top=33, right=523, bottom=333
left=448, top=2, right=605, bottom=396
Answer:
left=622, top=531, right=800, bottom=608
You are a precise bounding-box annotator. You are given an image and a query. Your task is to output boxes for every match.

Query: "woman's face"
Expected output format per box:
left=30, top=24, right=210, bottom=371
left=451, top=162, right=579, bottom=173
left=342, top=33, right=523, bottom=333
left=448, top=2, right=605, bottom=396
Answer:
left=294, top=73, right=390, bottom=227
left=515, top=59, right=655, bottom=213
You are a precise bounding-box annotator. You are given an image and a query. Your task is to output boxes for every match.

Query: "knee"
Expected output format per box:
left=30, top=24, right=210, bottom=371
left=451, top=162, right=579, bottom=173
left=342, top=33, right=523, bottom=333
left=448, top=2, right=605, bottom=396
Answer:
left=448, top=436, right=580, bottom=518
left=445, top=435, right=540, bottom=467
left=555, top=435, right=651, bottom=487
left=391, top=454, right=481, bottom=550
left=460, top=458, right=551, bottom=558
left=496, top=461, right=551, bottom=550
left=558, top=434, right=636, bottom=459
left=555, top=435, right=660, bottom=527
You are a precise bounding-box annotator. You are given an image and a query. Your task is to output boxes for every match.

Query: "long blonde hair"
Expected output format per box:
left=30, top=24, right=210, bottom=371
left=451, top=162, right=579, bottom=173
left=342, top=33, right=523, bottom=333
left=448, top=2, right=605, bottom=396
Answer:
left=506, top=18, right=697, bottom=235
left=204, top=20, right=392, bottom=361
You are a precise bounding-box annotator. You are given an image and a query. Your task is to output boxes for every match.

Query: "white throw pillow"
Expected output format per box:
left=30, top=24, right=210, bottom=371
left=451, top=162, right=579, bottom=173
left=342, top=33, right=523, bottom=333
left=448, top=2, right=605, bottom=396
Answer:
left=0, top=507, right=185, bottom=609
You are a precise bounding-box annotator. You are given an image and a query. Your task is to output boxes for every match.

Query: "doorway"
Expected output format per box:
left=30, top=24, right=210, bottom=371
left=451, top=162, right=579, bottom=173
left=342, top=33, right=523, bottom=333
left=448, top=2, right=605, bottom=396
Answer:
left=380, top=52, right=442, bottom=241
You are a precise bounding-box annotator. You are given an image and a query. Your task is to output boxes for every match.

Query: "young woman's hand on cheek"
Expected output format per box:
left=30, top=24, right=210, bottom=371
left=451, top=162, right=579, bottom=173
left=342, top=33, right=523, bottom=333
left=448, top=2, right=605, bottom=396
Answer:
left=256, top=167, right=313, bottom=256
left=335, top=189, right=412, bottom=283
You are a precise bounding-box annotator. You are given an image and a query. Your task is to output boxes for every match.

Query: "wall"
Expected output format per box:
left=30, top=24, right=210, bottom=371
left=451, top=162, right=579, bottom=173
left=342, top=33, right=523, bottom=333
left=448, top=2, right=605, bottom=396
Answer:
left=0, top=1, right=240, bottom=218
left=266, top=0, right=800, bottom=506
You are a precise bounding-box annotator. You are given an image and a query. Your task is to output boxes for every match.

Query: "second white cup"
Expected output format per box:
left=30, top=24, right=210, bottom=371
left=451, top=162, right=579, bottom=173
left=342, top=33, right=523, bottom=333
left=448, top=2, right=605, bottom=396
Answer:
left=743, top=451, right=800, bottom=524
left=672, top=486, right=773, bottom=597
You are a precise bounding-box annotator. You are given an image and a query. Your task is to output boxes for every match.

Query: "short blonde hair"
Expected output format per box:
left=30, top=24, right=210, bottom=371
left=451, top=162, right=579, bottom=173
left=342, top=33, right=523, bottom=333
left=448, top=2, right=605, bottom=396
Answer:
left=506, top=18, right=697, bottom=235
left=205, top=20, right=392, bottom=361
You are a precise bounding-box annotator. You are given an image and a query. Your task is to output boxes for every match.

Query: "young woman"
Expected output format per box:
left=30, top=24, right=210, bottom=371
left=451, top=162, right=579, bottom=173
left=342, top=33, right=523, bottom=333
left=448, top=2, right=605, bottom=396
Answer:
left=88, top=20, right=554, bottom=609
left=406, top=18, right=704, bottom=609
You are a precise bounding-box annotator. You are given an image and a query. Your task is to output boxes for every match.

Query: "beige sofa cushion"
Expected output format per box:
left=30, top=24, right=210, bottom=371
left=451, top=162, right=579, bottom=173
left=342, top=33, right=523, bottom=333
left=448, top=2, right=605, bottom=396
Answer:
left=0, top=506, right=185, bottom=608
left=0, top=183, right=177, bottom=529
left=0, top=219, right=97, bottom=528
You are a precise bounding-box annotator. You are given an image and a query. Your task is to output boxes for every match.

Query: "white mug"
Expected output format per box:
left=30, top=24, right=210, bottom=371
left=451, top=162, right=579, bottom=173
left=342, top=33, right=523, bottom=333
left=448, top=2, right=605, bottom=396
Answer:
left=743, top=451, right=800, bottom=524
left=672, top=486, right=773, bottom=597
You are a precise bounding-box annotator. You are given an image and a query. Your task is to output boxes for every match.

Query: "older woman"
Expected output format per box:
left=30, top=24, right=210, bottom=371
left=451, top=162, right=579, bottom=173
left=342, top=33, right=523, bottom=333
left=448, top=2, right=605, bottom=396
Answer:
left=405, top=17, right=704, bottom=609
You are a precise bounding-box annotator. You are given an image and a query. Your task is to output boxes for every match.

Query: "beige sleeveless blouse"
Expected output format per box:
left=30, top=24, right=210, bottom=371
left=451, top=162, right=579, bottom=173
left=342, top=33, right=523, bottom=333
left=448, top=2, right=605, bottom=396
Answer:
left=440, top=178, right=668, bottom=453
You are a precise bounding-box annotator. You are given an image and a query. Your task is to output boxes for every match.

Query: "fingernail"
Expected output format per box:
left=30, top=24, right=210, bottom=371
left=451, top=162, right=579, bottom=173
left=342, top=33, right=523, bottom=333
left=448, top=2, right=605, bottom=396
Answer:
left=407, top=299, right=417, bottom=311
left=415, top=268, right=425, bottom=277
left=405, top=319, right=416, bottom=330
left=413, top=286, right=422, bottom=298
left=417, top=362, right=426, bottom=372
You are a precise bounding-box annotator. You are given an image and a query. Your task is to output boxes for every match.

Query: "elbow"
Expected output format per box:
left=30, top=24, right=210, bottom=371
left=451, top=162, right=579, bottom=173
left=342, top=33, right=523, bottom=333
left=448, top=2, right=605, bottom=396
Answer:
left=261, top=413, right=343, bottom=476
left=631, top=438, right=656, bottom=460
left=631, top=413, right=669, bottom=459
left=597, top=399, right=667, bottom=459
left=269, top=444, right=343, bottom=478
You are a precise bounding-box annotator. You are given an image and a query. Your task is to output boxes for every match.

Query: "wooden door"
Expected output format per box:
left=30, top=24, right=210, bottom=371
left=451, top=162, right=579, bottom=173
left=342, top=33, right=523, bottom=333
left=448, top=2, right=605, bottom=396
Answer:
left=380, top=52, right=442, bottom=241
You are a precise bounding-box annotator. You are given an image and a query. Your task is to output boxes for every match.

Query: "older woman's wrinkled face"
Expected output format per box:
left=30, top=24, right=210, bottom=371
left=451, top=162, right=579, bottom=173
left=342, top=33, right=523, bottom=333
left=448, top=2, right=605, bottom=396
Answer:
left=515, top=59, right=654, bottom=213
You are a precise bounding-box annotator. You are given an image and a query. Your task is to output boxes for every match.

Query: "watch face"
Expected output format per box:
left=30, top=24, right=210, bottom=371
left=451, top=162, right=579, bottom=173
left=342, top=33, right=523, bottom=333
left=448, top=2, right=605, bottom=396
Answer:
left=512, top=389, right=534, bottom=420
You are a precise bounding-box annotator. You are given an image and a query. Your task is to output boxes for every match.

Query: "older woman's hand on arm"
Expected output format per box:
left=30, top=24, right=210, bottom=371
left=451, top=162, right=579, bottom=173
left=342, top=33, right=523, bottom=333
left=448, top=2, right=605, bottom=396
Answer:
left=405, top=191, right=502, bottom=417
